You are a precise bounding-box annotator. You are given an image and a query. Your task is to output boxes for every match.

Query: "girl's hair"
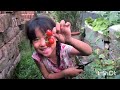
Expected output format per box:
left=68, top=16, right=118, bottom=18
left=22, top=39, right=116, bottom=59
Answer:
left=26, top=15, right=61, bottom=67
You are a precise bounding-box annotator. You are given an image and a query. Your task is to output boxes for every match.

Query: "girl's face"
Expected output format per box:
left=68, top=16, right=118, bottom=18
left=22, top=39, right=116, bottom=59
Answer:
left=32, top=28, right=57, bottom=58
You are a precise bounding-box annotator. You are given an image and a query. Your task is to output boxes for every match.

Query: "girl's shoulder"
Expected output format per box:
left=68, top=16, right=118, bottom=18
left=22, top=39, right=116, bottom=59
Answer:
left=60, top=43, right=73, bottom=52
left=32, top=51, right=42, bottom=62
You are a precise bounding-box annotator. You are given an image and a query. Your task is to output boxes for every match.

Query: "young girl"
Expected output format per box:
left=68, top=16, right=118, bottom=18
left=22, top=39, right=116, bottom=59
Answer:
left=26, top=15, right=92, bottom=79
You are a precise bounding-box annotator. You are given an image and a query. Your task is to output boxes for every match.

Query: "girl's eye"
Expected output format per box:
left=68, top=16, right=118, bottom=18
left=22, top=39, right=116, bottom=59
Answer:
left=34, top=38, right=40, bottom=41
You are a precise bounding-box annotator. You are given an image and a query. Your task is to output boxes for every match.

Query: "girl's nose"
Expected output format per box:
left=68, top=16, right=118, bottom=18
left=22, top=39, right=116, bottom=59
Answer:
left=39, top=38, right=46, bottom=47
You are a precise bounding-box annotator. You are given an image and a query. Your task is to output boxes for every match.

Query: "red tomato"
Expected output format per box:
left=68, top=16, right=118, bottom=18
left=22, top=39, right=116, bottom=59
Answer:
left=48, top=38, right=54, bottom=44
left=46, top=30, right=53, bottom=37
left=46, top=42, right=51, bottom=47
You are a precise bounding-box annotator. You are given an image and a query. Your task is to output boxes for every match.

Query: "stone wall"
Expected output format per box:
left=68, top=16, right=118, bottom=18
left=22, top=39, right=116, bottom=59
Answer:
left=84, top=22, right=120, bottom=61
left=0, top=11, right=35, bottom=79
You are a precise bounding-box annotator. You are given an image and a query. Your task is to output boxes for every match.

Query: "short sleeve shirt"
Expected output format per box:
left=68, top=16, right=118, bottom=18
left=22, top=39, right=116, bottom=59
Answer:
left=32, top=43, right=76, bottom=74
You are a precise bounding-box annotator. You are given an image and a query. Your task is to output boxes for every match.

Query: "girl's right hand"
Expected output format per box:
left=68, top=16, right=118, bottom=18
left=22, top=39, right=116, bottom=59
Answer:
left=63, top=67, right=83, bottom=77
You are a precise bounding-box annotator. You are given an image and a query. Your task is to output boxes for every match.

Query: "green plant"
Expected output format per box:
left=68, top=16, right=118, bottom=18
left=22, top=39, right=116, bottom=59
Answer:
left=97, top=11, right=120, bottom=26
left=114, top=31, right=120, bottom=39
left=85, top=17, right=110, bottom=37
left=54, top=11, right=81, bottom=32
left=85, top=11, right=120, bottom=37
left=77, top=48, right=120, bottom=79
left=13, top=39, right=42, bottom=79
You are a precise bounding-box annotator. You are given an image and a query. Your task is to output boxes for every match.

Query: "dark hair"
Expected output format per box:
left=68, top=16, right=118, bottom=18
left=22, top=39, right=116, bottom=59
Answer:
left=26, top=15, right=61, bottom=67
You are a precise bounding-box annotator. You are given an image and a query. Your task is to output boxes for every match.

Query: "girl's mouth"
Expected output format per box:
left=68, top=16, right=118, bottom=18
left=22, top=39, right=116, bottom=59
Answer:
left=40, top=47, right=51, bottom=54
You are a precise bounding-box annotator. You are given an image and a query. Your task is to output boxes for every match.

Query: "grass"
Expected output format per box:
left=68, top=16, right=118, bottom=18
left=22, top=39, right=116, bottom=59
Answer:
left=13, top=39, right=42, bottom=79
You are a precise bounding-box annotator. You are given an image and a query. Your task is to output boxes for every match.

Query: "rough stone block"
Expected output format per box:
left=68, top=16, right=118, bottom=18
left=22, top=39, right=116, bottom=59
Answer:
left=13, top=54, right=21, bottom=67
left=0, top=73, right=2, bottom=79
left=1, top=65, right=10, bottom=79
left=13, top=26, right=20, bottom=36
left=6, top=54, right=20, bottom=79
left=3, top=14, right=12, bottom=30
left=6, top=66, right=15, bottom=79
left=84, top=24, right=105, bottom=50
left=109, top=25, right=120, bottom=40
left=1, top=45, right=9, bottom=61
left=0, top=57, right=8, bottom=72
left=3, top=27, right=16, bottom=43
left=0, top=48, right=3, bottom=60
left=0, top=14, right=12, bottom=32
left=0, top=16, right=5, bottom=32
left=109, top=39, right=120, bottom=60
left=0, top=33, right=5, bottom=48
left=11, top=17, right=18, bottom=27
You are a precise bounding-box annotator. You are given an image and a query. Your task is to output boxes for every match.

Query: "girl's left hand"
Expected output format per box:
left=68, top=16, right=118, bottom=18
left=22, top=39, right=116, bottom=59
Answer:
left=52, top=20, right=72, bottom=43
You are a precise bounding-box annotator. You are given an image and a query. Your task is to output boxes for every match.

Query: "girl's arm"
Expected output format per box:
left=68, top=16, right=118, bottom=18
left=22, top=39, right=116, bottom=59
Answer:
left=34, top=60, right=65, bottom=79
left=34, top=60, right=82, bottom=79
left=52, top=20, right=92, bottom=56
left=67, top=37, right=92, bottom=56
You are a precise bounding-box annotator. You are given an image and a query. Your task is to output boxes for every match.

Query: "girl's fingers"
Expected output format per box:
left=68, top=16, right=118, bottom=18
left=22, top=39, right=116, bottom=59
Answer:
left=65, top=22, right=71, bottom=27
left=60, top=20, right=65, bottom=30
left=56, top=22, right=60, bottom=33
left=52, top=27, right=59, bottom=39
left=52, top=27, right=57, bottom=34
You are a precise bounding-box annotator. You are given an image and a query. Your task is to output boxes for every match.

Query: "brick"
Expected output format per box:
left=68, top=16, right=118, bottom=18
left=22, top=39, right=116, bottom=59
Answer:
left=15, top=11, right=22, bottom=21
left=11, top=17, right=18, bottom=27
left=0, top=57, right=8, bottom=72
left=0, top=48, right=3, bottom=60
left=4, top=27, right=16, bottom=43
left=16, top=18, right=22, bottom=26
left=6, top=65, right=15, bottom=79
left=6, top=40, right=16, bottom=60
left=0, top=32, right=4, bottom=48
left=0, top=16, right=5, bottom=32
left=0, top=14, right=12, bottom=32
left=5, top=54, right=21, bottom=79
left=17, top=31, right=24, bottom=42
left=13, top=26, right=20, bottom=36
left=3, top=14, right=12, bottom=30
left=21, top=13, right=34, bottom=21
left=13, top=54, right=21, bottom=67
left=1, top=66, right=10, bottom=79
left=16, top=34, right=21, bottom=45
left=1, top=46, right=9, bottom=61
left=14, top=36, right=20, bottom=53
left=5, top=43, right=13, bottom=60
left=7, top=36, right=20, bottom=60
left=0, top=73, right=2, bottom=79
left=19, top=31, right=24, bottom=41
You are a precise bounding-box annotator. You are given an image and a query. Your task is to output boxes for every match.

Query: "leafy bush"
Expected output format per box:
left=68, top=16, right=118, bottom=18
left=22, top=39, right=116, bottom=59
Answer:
left=85, top=11, right=120, bottom=37
left=13, top=39, right=42, bottom=79
left=97, top=11, right=120, bottom=26
left=77, top=48, right=120, bottom=79
left=85, top=17, right=110, bottom=37
left=54, top=11, right=81, bottom=32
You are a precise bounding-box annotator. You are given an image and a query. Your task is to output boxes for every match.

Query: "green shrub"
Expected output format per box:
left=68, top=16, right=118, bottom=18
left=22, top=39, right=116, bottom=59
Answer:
left=54, top=11, right=81, bottom=32
left=13, top=39, right=42, bottom=79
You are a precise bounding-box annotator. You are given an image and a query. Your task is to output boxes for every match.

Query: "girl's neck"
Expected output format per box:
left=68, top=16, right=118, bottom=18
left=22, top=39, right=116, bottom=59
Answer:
left=48, top=47, right=57, bottom=64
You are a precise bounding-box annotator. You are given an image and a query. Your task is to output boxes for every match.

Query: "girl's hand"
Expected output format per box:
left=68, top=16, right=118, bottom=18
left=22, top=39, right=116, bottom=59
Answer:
left=52, top=20, right=72, bottom=43
left=63, top=66, right=83, bottom=77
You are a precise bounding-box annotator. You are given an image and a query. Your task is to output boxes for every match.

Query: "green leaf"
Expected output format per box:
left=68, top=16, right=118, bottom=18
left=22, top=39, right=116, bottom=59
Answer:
left=105, top=66, right=114, bottom=70
left=94, top=49, right=100, bottom=55
left=99, top=54, right=105, bottom=59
